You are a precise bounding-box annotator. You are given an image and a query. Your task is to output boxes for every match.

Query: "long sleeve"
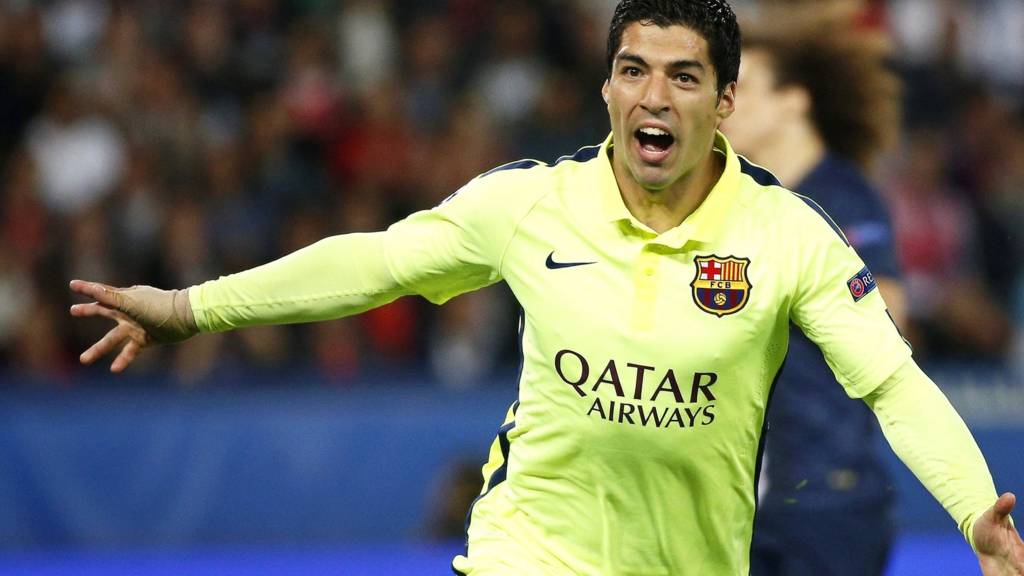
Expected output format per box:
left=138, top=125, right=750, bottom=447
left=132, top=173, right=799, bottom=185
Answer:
left=189, top=232, right=410, bottom=332
left=188, top=165, right=542, bottom=332
left=864, top=359, right=999, bottom=550
left=785, top=191, right=912, bottom=399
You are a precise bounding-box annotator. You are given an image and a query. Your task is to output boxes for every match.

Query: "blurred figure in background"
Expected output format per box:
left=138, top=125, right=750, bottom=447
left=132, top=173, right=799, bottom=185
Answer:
left=723, top=5, right=904, bottom=575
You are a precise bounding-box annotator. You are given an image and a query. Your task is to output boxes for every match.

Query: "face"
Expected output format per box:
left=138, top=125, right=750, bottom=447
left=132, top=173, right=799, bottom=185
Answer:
left=720, top=49, right=792, bottom=159
left=602, top=22, right=735, bottom=192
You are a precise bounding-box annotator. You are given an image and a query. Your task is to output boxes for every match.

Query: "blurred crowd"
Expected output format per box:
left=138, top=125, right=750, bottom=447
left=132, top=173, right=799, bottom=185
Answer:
left=0, top=0, right=1022, bottom=387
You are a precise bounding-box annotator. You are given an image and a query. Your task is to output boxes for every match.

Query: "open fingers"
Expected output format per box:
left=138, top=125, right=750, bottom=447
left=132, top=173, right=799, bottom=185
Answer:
left=71, top=280, right=151, bottom=372
left=70, top=301, right=125, bottom=321
left=69, top=280, right=125, bottom=311
left=80, top=324, right=133, bottom=366
left=110, top=339, right=142, bottom=373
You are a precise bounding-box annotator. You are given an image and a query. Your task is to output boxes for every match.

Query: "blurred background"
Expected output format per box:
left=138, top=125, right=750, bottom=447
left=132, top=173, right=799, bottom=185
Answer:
left=0, top=0, right=1021, bottom=574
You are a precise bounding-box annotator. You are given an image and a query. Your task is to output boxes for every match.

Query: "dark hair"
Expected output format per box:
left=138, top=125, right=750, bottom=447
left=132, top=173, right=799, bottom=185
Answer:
left=606, top=0, right=741, bottom=95
left=743, top=17, right=901, bottom=169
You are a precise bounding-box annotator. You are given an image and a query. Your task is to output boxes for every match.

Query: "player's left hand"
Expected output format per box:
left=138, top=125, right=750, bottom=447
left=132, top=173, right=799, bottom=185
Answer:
left=975, top=492, right=1024, bottom=575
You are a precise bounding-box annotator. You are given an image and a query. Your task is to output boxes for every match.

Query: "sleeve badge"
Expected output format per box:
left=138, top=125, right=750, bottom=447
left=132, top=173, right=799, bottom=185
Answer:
left=847, top=267, right=877, bottom=302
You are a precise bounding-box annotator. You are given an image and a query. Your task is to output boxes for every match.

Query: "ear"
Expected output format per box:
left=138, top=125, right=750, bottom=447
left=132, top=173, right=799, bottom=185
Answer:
left=716, top=81, right=736, bottom=123
left=601, top=79, right=610, bottom=105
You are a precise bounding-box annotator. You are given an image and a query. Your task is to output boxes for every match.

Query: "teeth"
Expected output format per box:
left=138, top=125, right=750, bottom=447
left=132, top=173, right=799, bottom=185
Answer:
left=639, top=127, right=670, bottom=137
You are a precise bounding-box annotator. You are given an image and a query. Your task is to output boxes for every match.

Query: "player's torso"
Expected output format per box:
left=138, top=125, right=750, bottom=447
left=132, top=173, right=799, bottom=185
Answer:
left=490, top=169, right=794, bottom=573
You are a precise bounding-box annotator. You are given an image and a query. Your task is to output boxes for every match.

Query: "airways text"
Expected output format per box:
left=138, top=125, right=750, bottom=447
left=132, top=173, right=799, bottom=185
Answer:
left=554, top=349, right=718, bottom=429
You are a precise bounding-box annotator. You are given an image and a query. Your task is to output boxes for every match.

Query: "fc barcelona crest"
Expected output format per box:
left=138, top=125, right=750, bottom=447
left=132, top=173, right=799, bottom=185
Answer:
left=690, top=255, right=752, bottom=317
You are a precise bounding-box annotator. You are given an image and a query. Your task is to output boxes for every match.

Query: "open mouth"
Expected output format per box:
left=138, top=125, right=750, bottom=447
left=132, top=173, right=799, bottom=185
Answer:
left=635, top=127, right=675, bottom=162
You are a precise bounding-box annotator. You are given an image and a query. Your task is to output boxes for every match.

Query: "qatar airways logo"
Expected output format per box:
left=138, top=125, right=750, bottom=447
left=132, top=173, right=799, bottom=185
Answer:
left=554, top=349, right=718, bottom=429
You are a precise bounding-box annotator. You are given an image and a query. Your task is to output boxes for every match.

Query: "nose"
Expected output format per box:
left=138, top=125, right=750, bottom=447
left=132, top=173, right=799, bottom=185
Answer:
left=639, top=75, right=670, bottom=114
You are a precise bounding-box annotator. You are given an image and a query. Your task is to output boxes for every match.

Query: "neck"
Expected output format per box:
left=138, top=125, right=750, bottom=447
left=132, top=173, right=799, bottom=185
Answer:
left=613, top=147, right=725, bottom=234
left=749, top=121, right=825, bottom=187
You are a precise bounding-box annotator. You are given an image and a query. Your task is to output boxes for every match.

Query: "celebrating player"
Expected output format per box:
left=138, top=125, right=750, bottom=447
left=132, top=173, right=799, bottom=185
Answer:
left=70, top=1, right=1024, bottom=574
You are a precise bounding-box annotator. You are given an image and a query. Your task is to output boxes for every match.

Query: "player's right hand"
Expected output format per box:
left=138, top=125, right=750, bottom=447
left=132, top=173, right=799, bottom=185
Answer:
left=69, top=280, right=198, bottom=373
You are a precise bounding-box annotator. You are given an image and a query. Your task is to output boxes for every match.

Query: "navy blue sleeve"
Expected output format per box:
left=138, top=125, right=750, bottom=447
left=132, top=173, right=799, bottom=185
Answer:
left=797, top=157, right=900, bottom=279
left=840, top=198, right=899, bottom=279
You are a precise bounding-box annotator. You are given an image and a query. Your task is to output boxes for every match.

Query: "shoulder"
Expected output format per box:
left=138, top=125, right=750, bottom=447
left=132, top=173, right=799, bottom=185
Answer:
left=478, top=143, right=603, bottom=179
left=474, top=143, right=603, bottom=189
left=735, top=155, right=851, bottom=247
left=803, top=155, right=875, bottom=195
left=800, top=156, right=890, bottom=216
left=442, top=143, right=604, bottom=211
left=798, top=156, right=899, bottom=256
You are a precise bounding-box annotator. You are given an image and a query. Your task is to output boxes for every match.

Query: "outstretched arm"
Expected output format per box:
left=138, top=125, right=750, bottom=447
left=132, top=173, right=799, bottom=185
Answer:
left=864, top=360, right=1024, bottom=575
left=70, top=232, right=409, bottom=372
left=69, top=171, right=529, bottom=372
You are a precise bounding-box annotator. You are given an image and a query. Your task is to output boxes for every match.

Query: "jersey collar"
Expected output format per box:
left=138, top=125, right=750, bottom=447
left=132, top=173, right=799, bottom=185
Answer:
left=593, top=131, right=741, bottom=249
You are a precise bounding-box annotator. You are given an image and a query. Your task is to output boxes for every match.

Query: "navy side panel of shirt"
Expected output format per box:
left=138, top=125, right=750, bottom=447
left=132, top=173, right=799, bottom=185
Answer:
left=763, top=154, right=899, bottom=509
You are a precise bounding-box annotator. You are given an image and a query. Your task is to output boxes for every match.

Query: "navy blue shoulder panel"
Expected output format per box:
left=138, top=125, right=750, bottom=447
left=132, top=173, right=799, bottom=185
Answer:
left=738, top=155, right=849, bottom=246
left=479, top=159, right=543, bottom=178
left=479, top=144, right=602, bottom=179
left=792, top=192, right=851, bottom=247
left=737, top=155, right=783, bottom=187
left=553, top=144, right=602, bottom=165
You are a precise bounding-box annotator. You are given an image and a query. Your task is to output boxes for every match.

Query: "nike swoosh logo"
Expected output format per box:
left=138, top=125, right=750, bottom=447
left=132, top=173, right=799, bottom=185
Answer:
left=546, top=251, right=597, bottom=270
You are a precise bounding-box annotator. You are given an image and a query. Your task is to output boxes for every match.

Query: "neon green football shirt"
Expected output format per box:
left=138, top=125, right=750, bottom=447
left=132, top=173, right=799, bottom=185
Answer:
left=191, top=131, right=912, bottom=575
left=381, top=132, right=911, bottom=575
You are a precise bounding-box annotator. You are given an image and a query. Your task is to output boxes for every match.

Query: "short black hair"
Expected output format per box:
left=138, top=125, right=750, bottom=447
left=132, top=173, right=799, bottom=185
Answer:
left=607, top=0, right=741, bottom=95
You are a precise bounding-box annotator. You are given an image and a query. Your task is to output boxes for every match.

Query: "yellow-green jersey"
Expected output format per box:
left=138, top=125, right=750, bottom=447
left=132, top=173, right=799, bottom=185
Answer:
left=380, top=132, right=910, bottom=575
left=191, top=131, right=970, bottom=575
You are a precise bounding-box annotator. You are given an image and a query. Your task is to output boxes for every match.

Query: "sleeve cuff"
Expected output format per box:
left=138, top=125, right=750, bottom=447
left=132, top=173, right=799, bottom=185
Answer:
left=187, top=282, right=212, bottom=333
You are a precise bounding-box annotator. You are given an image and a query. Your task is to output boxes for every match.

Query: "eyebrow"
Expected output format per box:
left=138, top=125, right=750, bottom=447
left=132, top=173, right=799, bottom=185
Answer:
left=618, top=52, right=706, bottom=72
